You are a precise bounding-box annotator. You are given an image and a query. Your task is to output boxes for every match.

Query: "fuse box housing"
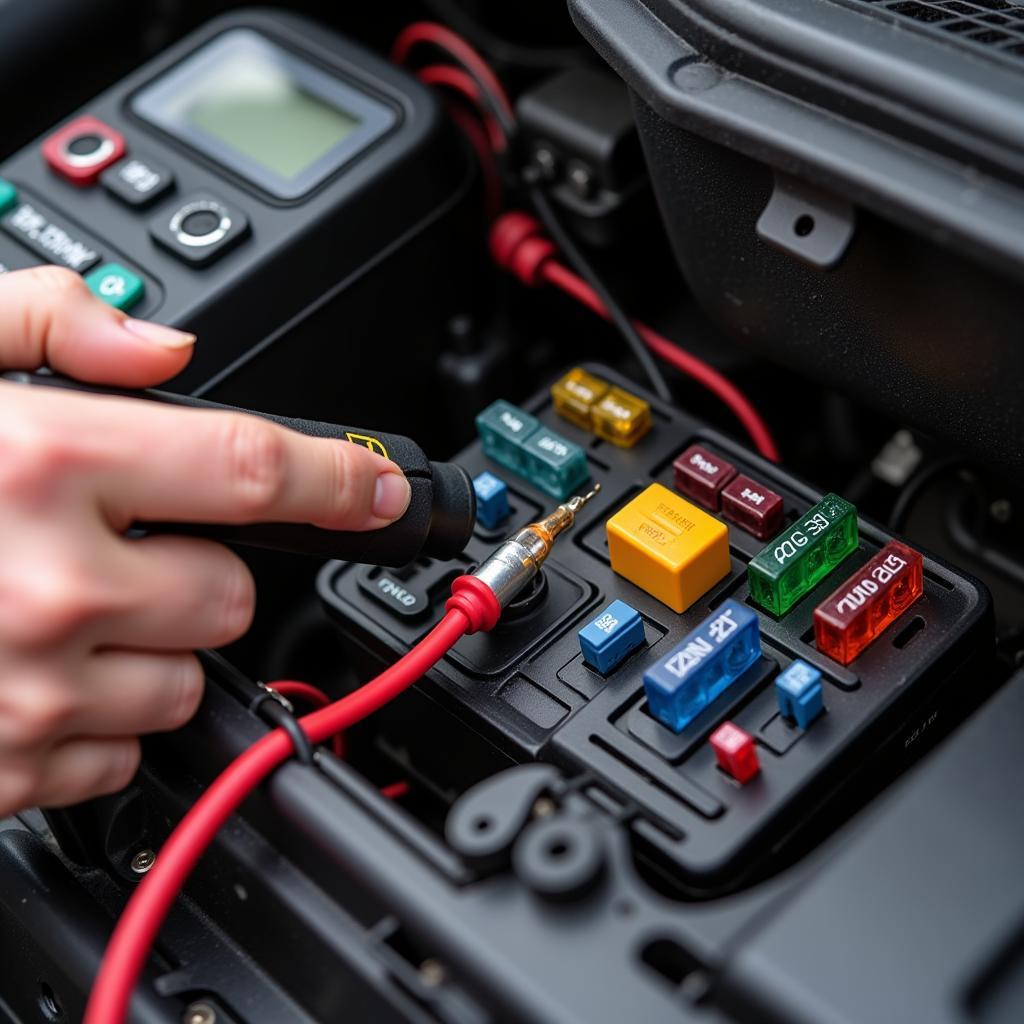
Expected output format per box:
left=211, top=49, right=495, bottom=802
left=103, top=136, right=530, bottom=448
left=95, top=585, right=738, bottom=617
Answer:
left=320, top=364, right=992, bottom=887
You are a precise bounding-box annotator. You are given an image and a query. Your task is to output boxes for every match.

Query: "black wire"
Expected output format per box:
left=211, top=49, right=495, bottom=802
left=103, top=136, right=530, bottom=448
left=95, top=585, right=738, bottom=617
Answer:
left=250, top=692, right=315, bottom=765
left=412, top=33, right=518, bottom=139
left=419, top=30, right=672, bottom=401
left=888, top=456, right=966, bottom=533
left=526, top=181, right=673, bottom=402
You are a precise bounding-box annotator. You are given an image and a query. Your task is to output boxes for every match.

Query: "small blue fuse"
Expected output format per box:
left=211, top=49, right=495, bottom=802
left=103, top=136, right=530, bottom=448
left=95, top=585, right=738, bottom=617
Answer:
left=775, top=659, right=824, bottom=729
left=578, top=600, right=645, bottom=675
left=644, top=600, right=761, bottom=733
left=473, top=471, right=510, bottom=530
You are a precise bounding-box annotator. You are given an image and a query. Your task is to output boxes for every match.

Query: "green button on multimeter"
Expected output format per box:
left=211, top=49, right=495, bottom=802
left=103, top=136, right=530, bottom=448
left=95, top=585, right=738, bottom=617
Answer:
left=0, top=180, right=17, bottom=217
left=85, top=263, right=145, bottom=311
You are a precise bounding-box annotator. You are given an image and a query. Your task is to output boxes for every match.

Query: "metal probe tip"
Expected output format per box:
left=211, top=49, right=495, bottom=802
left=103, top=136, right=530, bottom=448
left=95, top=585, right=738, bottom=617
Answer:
left=471, top=482, right=603, bottom=609
left=564, top=483, right=601, bottom=514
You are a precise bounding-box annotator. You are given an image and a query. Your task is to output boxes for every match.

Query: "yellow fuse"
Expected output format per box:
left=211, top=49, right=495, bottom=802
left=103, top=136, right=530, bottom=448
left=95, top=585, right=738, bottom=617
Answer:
left=591, top=386, right=652, bottom=448
left=551, top=367, right=609, bottom=430
left=607, top=483, right=730, bottom=612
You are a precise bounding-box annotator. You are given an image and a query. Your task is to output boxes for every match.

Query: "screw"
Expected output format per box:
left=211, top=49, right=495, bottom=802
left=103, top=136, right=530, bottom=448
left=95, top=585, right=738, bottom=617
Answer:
left=532, top=146, right=559, bottom=181
left=567, top=162, right=596, bottom=199
left=184, top=1003, right=217, bottom=1024
left=532, top=797, right=557, bottom=818
left=419, top=959, right=446, bottom=987
left=990, top=498, right=1012, bottom=524
left=130, top=849, right=156, bottom=874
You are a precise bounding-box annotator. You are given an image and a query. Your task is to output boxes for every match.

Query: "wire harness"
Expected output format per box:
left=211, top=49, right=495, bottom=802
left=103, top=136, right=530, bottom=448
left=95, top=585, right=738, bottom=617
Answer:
left=85, top=492, right=598, bottom=1024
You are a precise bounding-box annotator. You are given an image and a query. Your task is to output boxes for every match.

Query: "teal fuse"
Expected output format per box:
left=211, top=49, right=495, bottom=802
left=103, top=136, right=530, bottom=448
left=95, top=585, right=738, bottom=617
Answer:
left=747, top=493, right=858, bottom=617
left=475, top=400, right=540, bottom=475
left=521, top=426, right=589, bottom=500
left=475, top=399, right=590, bottom=500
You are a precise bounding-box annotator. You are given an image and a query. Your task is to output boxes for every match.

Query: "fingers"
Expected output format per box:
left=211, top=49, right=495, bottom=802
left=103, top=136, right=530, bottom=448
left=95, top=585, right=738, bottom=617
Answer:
left=87, top=399, right=412, bottom=531
left=73, top=651, right=205, bottom=737
left=0, top=266, right=195, bottom=386
left=32, top=737, right=141, bottom=810
left=100, top=535, right=256, bottom=650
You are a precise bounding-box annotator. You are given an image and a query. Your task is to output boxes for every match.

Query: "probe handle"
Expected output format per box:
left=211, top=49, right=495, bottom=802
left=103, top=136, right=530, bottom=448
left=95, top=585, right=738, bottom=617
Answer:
left=2, top=372, right=475, bottom=566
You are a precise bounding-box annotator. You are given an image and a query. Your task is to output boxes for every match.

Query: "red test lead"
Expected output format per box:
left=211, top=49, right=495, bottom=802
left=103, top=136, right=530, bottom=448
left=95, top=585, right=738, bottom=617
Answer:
left=85, top=490, right=599, bottom=1024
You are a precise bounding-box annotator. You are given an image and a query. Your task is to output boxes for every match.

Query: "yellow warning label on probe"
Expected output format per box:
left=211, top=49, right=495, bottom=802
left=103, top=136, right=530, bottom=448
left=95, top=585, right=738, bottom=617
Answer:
left=345, top=433, right=389, bottom=458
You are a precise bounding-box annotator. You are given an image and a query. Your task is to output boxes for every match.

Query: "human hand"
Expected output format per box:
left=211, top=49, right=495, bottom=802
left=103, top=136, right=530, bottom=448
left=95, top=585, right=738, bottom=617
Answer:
left=0, top=267, right=410, bottom=814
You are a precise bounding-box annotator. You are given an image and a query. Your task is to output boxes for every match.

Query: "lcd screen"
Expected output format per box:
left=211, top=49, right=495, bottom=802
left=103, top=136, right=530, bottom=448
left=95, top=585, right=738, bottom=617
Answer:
left=184, top=52, right=361, bottom=180
left=132, top=29, right=397, bottom=198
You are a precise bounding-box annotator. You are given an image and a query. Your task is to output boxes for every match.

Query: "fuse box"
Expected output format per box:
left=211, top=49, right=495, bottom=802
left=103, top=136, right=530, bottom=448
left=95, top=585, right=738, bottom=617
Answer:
left=320, top=364, right=991, bottom=888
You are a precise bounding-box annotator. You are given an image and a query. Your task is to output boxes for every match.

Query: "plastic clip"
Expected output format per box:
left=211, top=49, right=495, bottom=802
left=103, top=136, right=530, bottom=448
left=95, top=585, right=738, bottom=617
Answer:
left=250, top=687, right=315, bottom=765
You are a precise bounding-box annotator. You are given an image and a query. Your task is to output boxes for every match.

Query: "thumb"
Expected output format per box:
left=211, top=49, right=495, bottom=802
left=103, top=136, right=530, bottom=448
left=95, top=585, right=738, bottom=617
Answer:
left=0, top=266, right=195, bottom=387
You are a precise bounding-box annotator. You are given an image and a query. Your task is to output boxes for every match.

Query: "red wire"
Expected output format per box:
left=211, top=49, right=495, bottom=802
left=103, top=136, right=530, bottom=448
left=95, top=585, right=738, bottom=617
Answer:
left=416, top=64, right=507, bottom=151
left=392, top=25, right=780, bottom=462
left=540, top=261, right=781, bottom=462
left=85, top=609, right=472, bottom=1024
left=442, top=104, right=504, bottom=222
left=266, top=680, right=345, bottom=758
left=391, top=21, right=515, bottom=125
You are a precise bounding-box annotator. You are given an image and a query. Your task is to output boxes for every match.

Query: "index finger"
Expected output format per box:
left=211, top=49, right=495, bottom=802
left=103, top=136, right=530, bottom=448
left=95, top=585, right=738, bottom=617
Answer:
left=30, top=386, right=413, bottom=531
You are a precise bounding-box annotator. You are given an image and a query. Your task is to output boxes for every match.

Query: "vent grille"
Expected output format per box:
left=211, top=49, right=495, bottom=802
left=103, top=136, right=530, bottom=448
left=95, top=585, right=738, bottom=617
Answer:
left=838, top=0, right=1024, bottom=65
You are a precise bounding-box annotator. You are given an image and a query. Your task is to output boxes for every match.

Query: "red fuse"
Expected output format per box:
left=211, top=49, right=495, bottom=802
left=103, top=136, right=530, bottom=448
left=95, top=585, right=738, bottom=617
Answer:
left=813, top=540, right=924, bottom=665
left=721, top=474, right=785, bottom=540
left=710, top=721, right=760, bottom=783
left=673, top=444, right=737, bottom=510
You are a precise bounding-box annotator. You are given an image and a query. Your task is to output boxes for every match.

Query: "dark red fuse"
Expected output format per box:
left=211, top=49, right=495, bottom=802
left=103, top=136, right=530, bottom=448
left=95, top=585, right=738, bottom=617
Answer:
left=710, top=721, right=760, bottom=783
left=673, top=444, right=737, bottom=510
left=721, top=474, right=785, bottom=540
left=814, top=540, right=924, bottom=665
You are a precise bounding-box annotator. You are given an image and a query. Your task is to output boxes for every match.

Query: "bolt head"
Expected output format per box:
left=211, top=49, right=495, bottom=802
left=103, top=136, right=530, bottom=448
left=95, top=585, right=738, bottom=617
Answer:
left=130, top=849, right=156, bottom=874
left=184, top=1003, right=216, bottom=1024
left=419, top=959, right=446, bottom=987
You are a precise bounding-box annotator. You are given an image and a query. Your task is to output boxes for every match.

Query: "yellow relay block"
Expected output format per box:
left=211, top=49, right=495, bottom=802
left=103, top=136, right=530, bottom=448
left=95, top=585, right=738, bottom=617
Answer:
left=607, top=483, right=731, bottom=612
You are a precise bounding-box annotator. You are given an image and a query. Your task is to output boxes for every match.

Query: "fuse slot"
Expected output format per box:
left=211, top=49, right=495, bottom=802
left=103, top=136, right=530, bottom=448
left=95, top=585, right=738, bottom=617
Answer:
left=893, top=615, right=926, bottom=650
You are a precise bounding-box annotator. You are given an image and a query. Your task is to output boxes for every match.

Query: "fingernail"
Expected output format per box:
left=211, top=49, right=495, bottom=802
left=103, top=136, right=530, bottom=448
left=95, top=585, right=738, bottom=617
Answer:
left=121, top=318, right=196, bottom=350
left=373, top=472, right=411, bottom=521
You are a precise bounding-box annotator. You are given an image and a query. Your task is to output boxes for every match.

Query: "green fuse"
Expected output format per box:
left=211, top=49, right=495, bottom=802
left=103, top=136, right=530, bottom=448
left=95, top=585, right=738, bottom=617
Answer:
left=747, top=493, right=858, bottom=616
left=475, top=400, right=540, bottom=475
left=521, top=426, right=589, bottom=499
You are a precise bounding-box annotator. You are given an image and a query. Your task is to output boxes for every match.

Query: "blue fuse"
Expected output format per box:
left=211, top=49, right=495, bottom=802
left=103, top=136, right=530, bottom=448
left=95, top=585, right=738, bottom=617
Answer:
left=578, top=600, right=645, bottom=675
left=473, top=471, right=510, bottom=530
left=644, top=600, right=761, bottom=733
left=775, top=659, right=824, bottom=729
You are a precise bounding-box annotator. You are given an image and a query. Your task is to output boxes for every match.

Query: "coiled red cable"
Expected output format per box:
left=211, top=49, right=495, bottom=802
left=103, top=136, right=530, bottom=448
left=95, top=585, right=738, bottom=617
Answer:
left=85, top=572, right=500, bottom=1024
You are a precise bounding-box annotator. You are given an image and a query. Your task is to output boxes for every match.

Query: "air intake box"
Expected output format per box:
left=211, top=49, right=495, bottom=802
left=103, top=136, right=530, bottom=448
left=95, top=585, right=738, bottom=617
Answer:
left=569, top=0, right=1024, bottom=483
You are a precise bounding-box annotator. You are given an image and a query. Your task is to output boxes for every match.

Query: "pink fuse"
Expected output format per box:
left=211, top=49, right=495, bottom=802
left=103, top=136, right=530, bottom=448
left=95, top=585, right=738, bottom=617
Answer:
left=721, top=474, right=785, bottom=540
left=673, top=444, right=737, bottom=510
left=710, top=721, right=760, bottom=783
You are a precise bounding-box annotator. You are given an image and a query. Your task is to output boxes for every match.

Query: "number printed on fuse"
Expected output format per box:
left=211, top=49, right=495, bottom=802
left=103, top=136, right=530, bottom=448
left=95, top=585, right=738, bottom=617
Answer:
left=594, top=613, right=619, bottom=634
left=774, top=512, right=830, bottom=565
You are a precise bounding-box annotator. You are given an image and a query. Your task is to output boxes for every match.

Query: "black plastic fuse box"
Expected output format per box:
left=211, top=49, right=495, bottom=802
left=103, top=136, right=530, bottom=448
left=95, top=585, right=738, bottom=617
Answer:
left=320, top=364, right=993, bottom=890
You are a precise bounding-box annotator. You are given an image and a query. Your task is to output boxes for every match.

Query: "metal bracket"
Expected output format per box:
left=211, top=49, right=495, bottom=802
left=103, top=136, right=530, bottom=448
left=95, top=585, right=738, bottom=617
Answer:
left=756, top=172, right=856, bottom=269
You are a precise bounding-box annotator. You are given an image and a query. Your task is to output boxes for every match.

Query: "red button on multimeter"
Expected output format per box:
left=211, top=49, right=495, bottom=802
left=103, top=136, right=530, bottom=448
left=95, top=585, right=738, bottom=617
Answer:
left=42, top=116, right=126, bottom=186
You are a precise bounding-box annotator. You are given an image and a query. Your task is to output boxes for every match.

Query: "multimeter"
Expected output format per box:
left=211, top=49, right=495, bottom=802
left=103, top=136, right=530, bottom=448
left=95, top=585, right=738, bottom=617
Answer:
left=0, top=9, right=470, bottom=419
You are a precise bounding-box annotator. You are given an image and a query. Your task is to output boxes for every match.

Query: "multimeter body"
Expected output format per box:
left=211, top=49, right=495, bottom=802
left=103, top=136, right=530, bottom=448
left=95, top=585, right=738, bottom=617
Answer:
left=0, top=9, right=472, bottom=424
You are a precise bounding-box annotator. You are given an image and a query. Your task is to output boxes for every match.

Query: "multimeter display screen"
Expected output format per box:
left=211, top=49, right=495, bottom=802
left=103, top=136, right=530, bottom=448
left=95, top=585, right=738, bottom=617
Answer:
left=185, top=53, right=361, bottom=180
left=133, top=29, right=397, bottom=199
